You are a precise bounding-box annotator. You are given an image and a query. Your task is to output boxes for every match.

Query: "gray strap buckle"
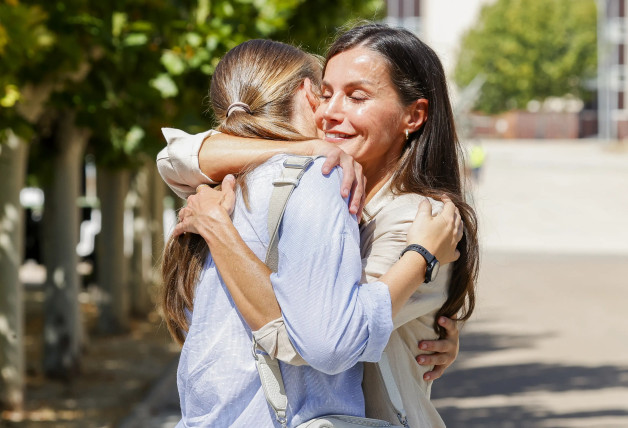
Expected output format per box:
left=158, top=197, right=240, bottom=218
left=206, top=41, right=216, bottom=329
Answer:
left=283, top=156, right=315, bottom=169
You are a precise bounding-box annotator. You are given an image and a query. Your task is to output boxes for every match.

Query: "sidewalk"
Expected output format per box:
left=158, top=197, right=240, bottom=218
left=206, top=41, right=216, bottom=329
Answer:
left=433, top=251, right=628, bottom=428
left=117, top=357, right=181, bottom=428
left=431, top=141, right=628, bottom=427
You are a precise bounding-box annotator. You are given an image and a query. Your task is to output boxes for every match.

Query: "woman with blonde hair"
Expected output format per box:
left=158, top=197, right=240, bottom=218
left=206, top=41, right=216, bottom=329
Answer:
left=160, top=34, right=466, bottom=427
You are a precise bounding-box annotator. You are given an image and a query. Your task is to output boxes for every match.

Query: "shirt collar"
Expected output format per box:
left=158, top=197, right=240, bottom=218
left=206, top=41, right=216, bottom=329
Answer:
left=361, top=176, right=395, bottom=224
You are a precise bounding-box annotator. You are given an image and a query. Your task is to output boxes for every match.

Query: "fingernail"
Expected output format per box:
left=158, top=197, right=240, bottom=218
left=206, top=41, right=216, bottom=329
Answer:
left=424, top=374, right=431, bottom=381
left=439, top=317, right=447, bottom=324
left=420, top=343, right=428, bottom=350
left=418, top=356, right=426, bottom=364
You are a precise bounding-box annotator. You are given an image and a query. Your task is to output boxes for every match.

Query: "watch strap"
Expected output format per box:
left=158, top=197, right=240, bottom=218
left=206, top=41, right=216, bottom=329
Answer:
left=400, top=244, right=438, bottom=283
left=400, top=244, right=436, bottom=263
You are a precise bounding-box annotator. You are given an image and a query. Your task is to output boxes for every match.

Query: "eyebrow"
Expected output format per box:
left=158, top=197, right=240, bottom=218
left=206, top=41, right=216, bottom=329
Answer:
left=321, top=79, right=375, bottom=88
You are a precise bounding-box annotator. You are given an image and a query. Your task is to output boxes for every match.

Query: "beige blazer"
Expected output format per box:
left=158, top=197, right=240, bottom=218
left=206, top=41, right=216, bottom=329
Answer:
left=156, top=129, right=448, bottom=427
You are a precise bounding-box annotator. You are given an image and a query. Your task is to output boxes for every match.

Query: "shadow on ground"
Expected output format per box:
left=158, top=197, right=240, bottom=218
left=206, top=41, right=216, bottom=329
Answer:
left=433, top=331, right=628, bottom=427
left=438, top=406, right=628, bottom=428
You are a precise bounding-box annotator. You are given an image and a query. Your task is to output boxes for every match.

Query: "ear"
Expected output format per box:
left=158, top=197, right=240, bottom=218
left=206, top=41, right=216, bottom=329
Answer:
left=302, top=78, right=320, bottom=112
left=404, top=98, right=429, bottom=133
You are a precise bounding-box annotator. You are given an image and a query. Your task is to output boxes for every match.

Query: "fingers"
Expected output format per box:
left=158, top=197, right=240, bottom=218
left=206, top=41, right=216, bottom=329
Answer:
left=422, top=365, right=446, bottom=381
left=438, top=316, right=460, bottom=338
left=172, top=222, right=186, bottom=238
left=415, top=198, right=432, bottom=220
left=419, top=338, right=453, bottom=354
left=348, top=161, right=364, bottom=215
left=441, top=199, right=456, bottom=218
left=196, top=183, right=211, bottom=193
left=356, top=175, right=367, bottom=222
left=321, top=151, right=340, bottom=175
left=222, top=174, right=236, bottom=191
left=178, top=207, right=190, bottom=222
left=221, top=175, right=237, bottom=215
left=455, top=215, right=464, bottom=242
left=348, top=178, right=359, bottom=214
left=416, top=352, right=452, bottom=367
left=339, top=156, right=356, bottom=198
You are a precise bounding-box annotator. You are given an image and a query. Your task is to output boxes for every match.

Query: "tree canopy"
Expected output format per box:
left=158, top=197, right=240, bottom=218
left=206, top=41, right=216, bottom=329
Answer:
left=2, top=0, right=386, bottom=165
left=454, top=0, right=597, bottom=114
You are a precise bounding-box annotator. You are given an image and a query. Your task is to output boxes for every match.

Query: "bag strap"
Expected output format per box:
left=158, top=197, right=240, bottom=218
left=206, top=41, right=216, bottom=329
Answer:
left=265, top=155, right=316, bottom=272
left=378, top=352, right=408, bottom=427
left=254, top=346, right=289, bottom=427
left=254, top=155, right=407, bottom=428
left=255, top=155, right=314, bottom=428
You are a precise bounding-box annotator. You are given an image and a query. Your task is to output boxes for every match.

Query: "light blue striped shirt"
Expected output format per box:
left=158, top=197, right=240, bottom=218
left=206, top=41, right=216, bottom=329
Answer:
left=176, top=155, right=393, bottom=427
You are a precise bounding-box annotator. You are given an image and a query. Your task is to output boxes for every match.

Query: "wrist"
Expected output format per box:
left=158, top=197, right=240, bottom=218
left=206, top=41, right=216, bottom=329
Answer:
left=400, top=244, right=440, bottom=283
left=294, top=139, right=317, bottom=156
left=399, top=250, right=428, bottom=281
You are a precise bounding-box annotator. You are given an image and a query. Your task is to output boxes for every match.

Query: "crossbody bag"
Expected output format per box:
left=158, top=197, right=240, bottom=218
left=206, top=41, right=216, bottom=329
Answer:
left=252, top=155, right=409, bottom=428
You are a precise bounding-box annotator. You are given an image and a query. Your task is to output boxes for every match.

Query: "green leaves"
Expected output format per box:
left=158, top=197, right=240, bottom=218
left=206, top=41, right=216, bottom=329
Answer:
left=123, top=33, right=148, bottom=47
left=2, top=0, right=387, bottom=166
left=160, top=51, right=185, bottom=75
left=150, top=73, right=178, bottom=98
left=454, top=0, right=597, bottom=114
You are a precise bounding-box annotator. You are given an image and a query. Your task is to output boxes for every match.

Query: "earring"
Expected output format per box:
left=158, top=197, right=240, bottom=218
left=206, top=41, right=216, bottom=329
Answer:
left=405, top=129, right=409, bottom=141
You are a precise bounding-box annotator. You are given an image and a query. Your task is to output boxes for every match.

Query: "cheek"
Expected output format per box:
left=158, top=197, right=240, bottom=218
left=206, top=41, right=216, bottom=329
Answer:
left=355, top=106, right=398, bottom=138
left=314, top=107, right=324, bottom=128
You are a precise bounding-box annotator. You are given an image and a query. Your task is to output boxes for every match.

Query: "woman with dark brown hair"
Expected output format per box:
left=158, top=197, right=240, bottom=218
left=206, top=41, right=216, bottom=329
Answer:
left=160, top=35, right=464, bottom=427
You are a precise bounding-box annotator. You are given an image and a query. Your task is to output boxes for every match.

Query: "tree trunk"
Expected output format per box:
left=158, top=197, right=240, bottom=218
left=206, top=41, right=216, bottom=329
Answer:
left=148, top=162, right=166, bottom=287
left=96, top=167, right=131, bottom=334
left=42, top=112, right=89, bottom=379
left=129, top=164, right=153, bottom=316
left=0, top=131, right=28, bottom=410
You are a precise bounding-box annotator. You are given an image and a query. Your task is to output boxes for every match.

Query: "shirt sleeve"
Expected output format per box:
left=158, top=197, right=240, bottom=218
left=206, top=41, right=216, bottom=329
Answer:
left=364, top=195, right=446, bottom=329
left=269, top=158, right=393, bottom=375
left=157, top=127, right=220, bottom=199
left=253, top=318, right=308, bottom=366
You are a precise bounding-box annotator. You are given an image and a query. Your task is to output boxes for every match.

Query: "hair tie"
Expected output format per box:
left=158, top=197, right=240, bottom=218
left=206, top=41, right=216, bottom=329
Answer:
left=226, top=102, right=252, bottom=117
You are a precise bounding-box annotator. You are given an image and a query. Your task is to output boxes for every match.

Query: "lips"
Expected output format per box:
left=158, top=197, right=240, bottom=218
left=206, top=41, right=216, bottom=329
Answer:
left=324, top=132, right=355, bottom=141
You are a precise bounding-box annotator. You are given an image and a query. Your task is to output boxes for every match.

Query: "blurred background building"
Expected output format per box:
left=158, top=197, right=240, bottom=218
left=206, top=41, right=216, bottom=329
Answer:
left=384, top=0, right=493, bottom=75
left=386, top=0, right=628, bottom=141
left=597, top=0, right=627, bottom=140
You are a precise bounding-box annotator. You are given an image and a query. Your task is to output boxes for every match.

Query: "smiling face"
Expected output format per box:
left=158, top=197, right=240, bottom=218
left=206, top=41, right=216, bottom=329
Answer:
left=315, top=46, right=412, bottom=182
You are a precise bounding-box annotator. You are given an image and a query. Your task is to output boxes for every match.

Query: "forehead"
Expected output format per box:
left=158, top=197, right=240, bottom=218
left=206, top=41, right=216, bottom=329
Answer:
left=323, top=46, right=391, bottom=87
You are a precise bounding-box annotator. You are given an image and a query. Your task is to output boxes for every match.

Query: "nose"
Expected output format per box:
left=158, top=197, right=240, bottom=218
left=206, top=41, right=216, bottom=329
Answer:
left=322, top=93, right=344, bottom=124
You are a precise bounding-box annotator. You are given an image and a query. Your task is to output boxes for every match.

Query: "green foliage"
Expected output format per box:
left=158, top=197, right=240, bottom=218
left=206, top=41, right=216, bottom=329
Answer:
left=3, top=0, right=386, bottom=168
left=275, top=0, right=386, bottom=55
left=454, top=0, right=597, bottom=114
left=0, top=2, right=54, bottom=134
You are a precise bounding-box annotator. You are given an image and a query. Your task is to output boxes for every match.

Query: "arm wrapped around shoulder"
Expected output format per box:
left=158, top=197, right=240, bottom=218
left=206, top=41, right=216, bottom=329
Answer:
left=269, top=159, right=393, bottom=374
left=157, top=128, right=219, bottom=199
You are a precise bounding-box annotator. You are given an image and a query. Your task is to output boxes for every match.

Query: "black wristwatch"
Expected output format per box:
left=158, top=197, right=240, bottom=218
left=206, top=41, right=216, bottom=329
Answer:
left=400, top=244, right=440, bottom=283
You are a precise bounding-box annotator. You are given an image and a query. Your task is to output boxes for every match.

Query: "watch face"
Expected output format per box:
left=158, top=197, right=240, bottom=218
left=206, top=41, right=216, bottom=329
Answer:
left=431, top=261, right=440, bottom=281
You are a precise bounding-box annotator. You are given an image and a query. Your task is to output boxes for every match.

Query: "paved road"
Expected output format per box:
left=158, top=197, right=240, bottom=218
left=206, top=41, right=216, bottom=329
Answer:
left=123, top=140, right=628, bottom=427
left=433, top=141, right=628, bottom=427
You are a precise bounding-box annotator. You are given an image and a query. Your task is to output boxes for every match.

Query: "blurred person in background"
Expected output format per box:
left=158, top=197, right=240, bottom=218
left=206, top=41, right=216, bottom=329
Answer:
left=159, top=23, right=479, bottom=427
left=468, top=141, right=486, bottom=184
